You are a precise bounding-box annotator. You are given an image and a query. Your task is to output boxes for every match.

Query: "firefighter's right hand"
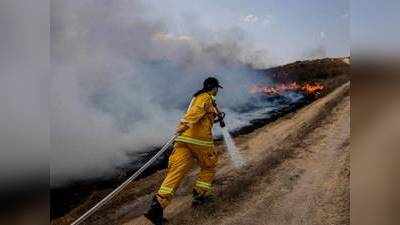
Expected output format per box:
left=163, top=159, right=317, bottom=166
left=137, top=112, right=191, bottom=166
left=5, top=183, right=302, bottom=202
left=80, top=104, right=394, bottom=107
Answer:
left=175, top=123, right=189, bottom=134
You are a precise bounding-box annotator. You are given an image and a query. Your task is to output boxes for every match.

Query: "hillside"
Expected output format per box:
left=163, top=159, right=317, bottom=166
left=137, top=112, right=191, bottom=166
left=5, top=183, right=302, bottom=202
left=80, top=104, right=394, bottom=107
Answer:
left=262, top=57, right=350, bottom=92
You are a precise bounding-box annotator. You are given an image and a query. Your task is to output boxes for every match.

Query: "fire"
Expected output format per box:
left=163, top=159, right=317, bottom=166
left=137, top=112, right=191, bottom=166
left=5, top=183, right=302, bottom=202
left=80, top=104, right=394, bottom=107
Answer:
left=250, top=82, right=324, bottom=96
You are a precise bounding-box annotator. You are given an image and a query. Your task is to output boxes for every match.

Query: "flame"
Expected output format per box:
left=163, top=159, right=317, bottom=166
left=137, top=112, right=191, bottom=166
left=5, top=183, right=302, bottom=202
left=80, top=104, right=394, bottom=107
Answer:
left=250, top=82, right=324, bottom=96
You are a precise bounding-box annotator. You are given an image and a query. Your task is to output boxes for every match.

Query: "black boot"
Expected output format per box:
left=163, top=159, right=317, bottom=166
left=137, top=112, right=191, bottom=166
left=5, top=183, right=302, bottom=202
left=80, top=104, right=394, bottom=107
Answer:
left=144, top=197, right=166, bottom=225
left=192, top=189, right=215, bottom=207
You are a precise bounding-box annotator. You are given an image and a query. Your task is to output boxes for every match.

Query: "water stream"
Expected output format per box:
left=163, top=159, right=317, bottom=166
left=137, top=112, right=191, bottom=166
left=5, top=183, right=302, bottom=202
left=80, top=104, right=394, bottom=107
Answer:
left=221, top=127, right=246, bottom=168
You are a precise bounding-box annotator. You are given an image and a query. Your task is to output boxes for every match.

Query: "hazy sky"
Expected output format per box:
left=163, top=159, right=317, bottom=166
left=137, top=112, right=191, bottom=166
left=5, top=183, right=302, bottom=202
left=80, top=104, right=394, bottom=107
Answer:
left=146, top=0, right=349, bottom=64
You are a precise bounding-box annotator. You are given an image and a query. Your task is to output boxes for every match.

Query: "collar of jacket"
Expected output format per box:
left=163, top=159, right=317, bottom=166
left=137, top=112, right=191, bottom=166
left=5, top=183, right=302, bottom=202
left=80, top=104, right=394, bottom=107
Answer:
left=206, top=91, right=216, bottom=101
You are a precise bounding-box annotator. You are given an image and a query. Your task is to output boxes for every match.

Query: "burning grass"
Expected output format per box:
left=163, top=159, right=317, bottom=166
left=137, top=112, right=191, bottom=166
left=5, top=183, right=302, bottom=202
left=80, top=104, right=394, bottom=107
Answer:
left=249, top=82, right=325, bottom=97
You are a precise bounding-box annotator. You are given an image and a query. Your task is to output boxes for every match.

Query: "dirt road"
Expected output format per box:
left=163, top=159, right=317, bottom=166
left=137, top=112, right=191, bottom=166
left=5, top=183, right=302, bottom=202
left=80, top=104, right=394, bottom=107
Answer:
left=212, top=89, right=350, bottom=225
left=55, top=82, right=350, bottom=225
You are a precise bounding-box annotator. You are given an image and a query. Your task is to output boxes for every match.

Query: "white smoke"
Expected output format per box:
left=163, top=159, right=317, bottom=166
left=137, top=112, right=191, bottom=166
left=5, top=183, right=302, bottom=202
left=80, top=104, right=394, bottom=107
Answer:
left=50, top=0, right=271, bottom=186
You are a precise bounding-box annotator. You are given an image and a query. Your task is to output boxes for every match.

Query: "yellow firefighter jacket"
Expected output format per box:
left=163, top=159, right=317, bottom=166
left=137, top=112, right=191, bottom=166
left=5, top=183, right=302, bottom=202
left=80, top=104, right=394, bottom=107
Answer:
left=175, top=92, right=218, bottom=147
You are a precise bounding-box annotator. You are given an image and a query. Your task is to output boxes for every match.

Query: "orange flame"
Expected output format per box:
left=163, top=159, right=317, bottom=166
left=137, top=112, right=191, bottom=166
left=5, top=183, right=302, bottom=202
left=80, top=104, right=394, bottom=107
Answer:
left=250, top=82, right=324, bottom=96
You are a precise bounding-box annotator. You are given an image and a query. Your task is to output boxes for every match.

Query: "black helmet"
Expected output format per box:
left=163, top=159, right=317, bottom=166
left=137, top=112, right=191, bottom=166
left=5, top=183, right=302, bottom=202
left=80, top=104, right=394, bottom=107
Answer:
left=203, top=77, right=223, bottom=90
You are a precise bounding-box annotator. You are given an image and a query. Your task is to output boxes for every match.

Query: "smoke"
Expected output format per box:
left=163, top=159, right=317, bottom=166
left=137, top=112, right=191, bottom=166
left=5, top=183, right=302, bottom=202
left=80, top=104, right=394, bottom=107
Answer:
left=50, top=0, right=271, bottom=186
left=303, top=45, right=327, bottom=60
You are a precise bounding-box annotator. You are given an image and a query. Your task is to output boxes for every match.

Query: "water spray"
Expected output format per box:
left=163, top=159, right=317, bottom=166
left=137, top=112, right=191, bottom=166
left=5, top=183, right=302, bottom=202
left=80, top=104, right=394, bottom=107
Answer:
left=216, top=110, right=246, bottom=168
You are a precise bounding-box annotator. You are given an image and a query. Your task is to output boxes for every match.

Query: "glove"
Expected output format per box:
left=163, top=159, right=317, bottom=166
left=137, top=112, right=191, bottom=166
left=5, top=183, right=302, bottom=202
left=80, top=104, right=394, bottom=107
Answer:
left=214, top=112, right=225, bottom=123
left=214, top=112, right=226, bottom=127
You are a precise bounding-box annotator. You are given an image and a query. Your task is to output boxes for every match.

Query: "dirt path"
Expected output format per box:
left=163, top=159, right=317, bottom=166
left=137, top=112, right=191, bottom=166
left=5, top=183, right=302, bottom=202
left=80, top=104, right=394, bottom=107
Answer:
left=118, top=82, right=350, bottom=225
left=215, top=95, right=350, bottom=225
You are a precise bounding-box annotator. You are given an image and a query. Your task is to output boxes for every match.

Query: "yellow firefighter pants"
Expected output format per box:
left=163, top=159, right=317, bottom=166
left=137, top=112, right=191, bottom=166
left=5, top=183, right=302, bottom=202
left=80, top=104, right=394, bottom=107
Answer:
left=156, top=141, right=218, bottom=208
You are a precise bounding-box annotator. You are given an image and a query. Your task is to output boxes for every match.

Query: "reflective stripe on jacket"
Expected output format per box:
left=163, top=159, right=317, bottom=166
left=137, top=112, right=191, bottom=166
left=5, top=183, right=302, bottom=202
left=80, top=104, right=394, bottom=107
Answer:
left=175, top=135, right=214, bottom=147
left=177, top=92, right=218, bottom=146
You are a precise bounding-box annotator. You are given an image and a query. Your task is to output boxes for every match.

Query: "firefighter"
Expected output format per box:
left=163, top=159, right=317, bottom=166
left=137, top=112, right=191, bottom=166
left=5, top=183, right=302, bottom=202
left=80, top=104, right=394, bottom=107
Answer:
left=144, top=77, right=224, bottom=225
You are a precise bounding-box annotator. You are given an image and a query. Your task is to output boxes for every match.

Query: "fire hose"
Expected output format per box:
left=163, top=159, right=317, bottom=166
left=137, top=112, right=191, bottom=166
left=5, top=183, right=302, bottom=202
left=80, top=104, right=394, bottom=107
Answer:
left=70, top=134, right=178, bottom=225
